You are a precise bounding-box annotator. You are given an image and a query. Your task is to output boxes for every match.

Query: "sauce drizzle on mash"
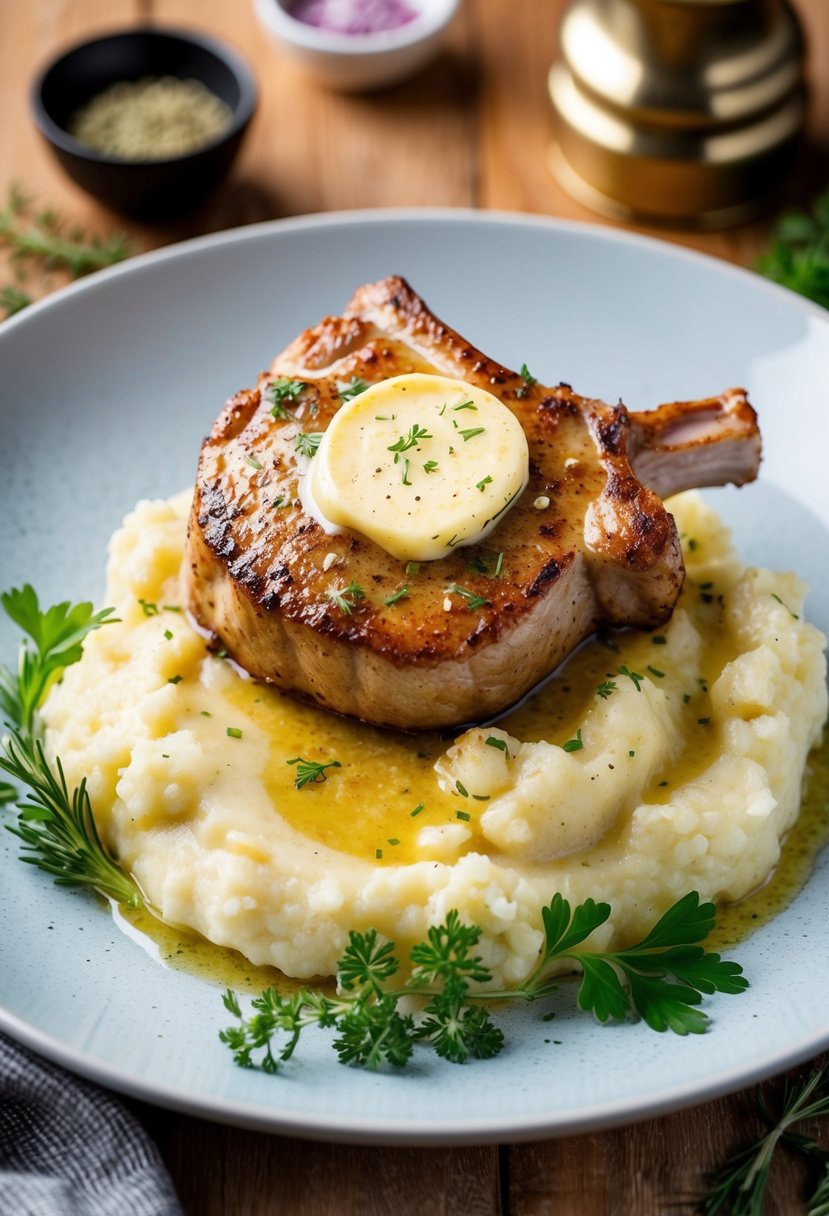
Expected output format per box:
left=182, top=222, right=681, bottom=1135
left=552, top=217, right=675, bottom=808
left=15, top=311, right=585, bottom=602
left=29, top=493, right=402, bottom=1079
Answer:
left=42, top=490, right=828, bottom=984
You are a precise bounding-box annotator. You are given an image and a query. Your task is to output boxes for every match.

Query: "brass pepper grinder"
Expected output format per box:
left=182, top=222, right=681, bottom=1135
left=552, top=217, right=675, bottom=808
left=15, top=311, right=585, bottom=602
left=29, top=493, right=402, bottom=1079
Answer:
left=549, top=0, right=807, bottom=227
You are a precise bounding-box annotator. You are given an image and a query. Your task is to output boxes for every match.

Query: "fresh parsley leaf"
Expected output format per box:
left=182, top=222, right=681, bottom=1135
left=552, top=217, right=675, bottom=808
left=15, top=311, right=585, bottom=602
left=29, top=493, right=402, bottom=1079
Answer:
left=220, top=893, right=747, bottom=1077
left=562, top=728, right=584, bottom=753
left=384, top=586, right=409, bottom=606
left=0, top=585, right=117, bottom=733
left=757, top=189, right=829, bottom=310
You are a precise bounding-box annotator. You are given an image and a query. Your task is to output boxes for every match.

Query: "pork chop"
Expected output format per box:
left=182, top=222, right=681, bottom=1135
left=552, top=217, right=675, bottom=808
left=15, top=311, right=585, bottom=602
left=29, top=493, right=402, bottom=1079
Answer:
left=184, top=276, right=761, bottom=730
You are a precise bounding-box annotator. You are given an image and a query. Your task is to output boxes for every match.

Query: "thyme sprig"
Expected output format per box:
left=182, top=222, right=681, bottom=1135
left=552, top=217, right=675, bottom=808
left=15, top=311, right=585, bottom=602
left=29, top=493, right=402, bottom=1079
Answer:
left=0, top=184, right=132, bottom=316
left=221, top=891, right=747, bottom=1074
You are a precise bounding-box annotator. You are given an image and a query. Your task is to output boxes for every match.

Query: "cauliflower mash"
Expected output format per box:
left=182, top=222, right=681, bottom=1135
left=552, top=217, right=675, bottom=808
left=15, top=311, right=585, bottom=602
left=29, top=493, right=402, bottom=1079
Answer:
left=42, top=492, right=828, bottom=983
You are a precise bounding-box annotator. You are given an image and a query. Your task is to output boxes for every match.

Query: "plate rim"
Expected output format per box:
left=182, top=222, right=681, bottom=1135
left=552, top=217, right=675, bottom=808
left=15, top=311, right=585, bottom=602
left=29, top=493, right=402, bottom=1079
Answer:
left=1, top=206, right=828, bottom=1144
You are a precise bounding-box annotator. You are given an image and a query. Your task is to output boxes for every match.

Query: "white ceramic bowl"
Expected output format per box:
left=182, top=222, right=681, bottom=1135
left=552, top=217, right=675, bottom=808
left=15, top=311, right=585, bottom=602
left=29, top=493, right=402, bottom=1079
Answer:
left=252, top=0, right=459, bottom=90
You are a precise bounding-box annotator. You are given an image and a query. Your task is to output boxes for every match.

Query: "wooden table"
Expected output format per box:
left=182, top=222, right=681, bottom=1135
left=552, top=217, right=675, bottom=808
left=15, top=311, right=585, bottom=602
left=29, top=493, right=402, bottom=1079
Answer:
left=2, top=1, right=828, bottom=1211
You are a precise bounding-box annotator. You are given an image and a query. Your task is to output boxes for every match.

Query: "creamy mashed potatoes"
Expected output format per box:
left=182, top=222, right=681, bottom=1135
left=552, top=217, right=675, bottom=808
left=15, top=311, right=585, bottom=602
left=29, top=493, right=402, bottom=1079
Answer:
left=42, top=492, right=828, bottom=983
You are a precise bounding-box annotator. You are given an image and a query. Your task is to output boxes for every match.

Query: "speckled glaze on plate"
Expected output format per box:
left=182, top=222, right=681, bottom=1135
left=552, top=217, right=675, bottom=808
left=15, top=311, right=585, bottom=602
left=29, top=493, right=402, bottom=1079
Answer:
left=1, top=211, right=828, bottom=1144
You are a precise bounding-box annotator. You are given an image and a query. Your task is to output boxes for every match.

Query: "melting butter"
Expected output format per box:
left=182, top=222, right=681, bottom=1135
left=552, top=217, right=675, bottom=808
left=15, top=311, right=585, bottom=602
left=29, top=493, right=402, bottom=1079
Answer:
left=309, top=373, right=529, bottom=561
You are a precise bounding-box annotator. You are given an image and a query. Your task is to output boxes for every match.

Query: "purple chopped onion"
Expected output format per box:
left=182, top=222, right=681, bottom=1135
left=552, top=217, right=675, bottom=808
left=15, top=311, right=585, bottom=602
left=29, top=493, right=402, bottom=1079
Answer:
left=288, top=0, right=419, bottom=35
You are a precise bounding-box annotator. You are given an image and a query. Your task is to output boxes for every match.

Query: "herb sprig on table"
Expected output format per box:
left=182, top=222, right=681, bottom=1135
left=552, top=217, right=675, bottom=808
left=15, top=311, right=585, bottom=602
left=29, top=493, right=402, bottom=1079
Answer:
left=0, top=184, right=132, bottom=317
left=220, top=891, right=747, bottom=1074
left=757, top=188, right=829, bottom=309
left=697, top=1064, right=829, bottom=1215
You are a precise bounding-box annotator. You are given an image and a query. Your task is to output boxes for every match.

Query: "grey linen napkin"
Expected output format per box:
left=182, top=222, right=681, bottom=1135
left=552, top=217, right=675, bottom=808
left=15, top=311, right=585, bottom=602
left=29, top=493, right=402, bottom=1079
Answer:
left=0, top=1032, right=183, bottom=1216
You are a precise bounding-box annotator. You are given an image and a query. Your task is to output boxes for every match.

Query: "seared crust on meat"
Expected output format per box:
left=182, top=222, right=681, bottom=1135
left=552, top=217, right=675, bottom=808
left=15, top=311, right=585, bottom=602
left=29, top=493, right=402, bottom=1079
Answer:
left=184, top=276, right=760, bottom=729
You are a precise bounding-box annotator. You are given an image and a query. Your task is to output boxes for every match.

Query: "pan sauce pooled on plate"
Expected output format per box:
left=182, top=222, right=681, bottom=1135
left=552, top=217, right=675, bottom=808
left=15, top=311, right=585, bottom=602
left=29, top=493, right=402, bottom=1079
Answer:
left=42, top=490, right=827, bottom=980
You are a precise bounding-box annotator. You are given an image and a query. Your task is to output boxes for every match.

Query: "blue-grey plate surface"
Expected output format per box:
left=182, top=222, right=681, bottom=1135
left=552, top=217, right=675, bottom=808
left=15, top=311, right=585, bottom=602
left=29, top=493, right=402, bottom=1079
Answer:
left=1, top=210, right=828, bottom=1144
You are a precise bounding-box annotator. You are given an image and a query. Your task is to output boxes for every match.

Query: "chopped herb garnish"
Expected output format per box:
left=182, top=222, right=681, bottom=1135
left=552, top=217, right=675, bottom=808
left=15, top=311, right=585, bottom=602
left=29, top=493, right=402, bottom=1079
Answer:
left=423, top=460, right=439, bottom=474
left=456, top=810, right=471, bottom=822
left=476, top=475, right=493, bottom=492
left=339, top=377, right=369, bottom=402
left=459, top=427, right=485, bottom=442
left=485, top=736, right=509, bottom=756
left=272, top=494, right=290, bottom=510
left=266, top=378, right=306, bottom=417
left=562, top=728, right=584, bottom=753
left=387, top=838, right=400, bottom=847
left=163, top=628, right=173, bottom=640
left=138, top=598, right=159, bottom=617
left=629, top=749, right=635, bottom=757
left=287, top=756, right=341, bottom=789
left=327, top=582, right=366, bottom=615
left=453, top=400, right=477, bottom=411
left=244, top=454, right=263, bottom=471
left=295, top=431, right=323, bottom=458
left=444, top=584, right=489, bottom=612
left=652, top=635, right=667, bottom=645
left=226, top=726, right=242, bottom=739
left=455, top=780, right=469, bottom=798
left=471, top=794, right=490, bottom=802
left=698, top=717, right=711, bottom=726
left=619, top=665, right=644, bottom=691
left=647, top=665, right=665, bottom=679
left=375, top=848, right=383, bottom=860
left=405, top=561, right=420, bottom=577
left=384, top=586, right=409, bottom=606
left=200, top=710, right=212, bottom=717
left=596, top=679, right=617, bottom=700
left=771, top=592, right=800, bottom=619
left=167, top=674, right=182, bottom=685
left=388, top=423, right=432, bottom=459
left=410, top=803, right=425, bottom=817
left=515, top=363, right=538, bottom=398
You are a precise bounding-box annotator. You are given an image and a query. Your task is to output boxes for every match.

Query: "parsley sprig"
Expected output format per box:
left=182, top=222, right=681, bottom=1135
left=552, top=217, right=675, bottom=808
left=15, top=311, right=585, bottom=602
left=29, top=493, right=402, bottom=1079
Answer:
left=757, top=189, right=829, bottom=309
left=220, top=891, right=747, bottom=1074
left=287, top=756, right=342, bottom=789
left=0, top=585, right=142, bottom=907
left=0, top=585, right=117, bottom=734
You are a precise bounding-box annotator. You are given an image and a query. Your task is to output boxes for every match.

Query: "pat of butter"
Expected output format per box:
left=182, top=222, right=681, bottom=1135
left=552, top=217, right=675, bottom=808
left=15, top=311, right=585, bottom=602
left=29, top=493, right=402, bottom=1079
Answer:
left=308, top=373, right=529, bottom=561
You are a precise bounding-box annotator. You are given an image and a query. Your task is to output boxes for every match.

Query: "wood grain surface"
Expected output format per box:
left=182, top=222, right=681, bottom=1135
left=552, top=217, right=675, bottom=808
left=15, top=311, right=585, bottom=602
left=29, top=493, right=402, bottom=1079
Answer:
left=2, top=1, right=829, bottom=1212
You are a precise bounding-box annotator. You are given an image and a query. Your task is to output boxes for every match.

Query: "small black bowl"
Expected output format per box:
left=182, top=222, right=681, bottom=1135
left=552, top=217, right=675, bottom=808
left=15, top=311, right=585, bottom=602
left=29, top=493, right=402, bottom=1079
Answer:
left=32, top=27, right=258, bottom=219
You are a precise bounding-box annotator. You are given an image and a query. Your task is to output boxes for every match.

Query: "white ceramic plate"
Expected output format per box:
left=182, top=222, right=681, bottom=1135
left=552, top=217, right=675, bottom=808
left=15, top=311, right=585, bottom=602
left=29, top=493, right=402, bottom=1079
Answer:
left=1, top=211, right=828, bottom=1145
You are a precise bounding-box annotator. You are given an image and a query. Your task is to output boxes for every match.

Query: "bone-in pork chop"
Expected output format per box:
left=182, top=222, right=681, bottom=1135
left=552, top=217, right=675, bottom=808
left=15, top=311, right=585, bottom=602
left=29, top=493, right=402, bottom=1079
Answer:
left=184, top=276, right=760, bottom=730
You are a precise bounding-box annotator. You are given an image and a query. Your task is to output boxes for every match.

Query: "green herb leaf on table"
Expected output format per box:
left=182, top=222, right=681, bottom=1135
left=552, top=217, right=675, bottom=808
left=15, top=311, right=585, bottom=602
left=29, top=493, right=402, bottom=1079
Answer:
left=757, top=189, right=829, bottom=310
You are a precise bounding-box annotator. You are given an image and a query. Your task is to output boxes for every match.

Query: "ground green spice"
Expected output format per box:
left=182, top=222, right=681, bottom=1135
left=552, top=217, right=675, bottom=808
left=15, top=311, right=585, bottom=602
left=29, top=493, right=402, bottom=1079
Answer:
left=69, top=76, right=232, bottom=161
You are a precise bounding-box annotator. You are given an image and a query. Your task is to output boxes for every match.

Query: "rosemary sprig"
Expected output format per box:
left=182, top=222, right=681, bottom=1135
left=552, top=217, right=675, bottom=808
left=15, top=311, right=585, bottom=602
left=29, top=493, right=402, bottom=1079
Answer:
left=698, top=1065, right=829, bottom=1215
left=0, top=732, right=141, bottom=908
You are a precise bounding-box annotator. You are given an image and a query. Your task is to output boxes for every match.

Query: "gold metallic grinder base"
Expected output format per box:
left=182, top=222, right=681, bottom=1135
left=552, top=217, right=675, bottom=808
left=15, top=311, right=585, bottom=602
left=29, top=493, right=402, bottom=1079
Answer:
left=549, top=0, right=807, bottom=228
